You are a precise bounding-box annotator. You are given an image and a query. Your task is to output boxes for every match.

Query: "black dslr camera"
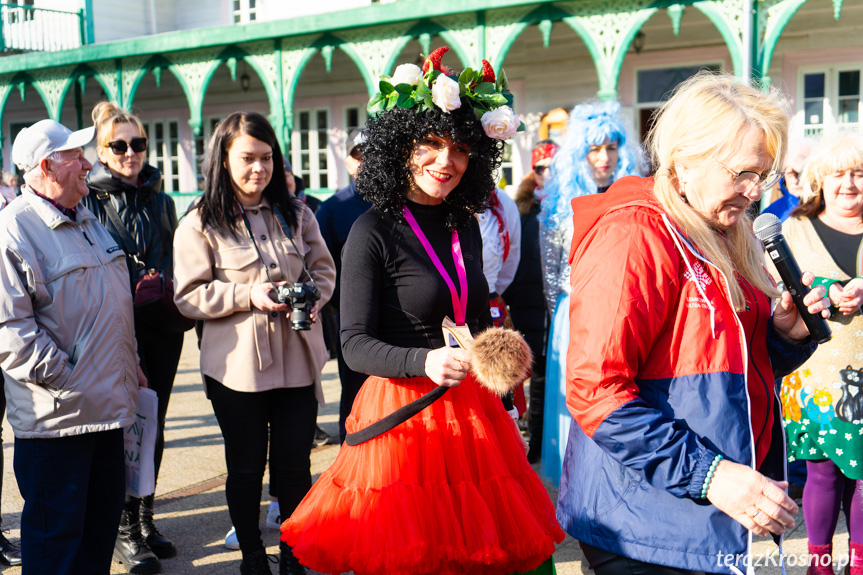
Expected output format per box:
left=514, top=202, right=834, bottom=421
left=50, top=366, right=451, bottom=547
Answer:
left=277, top=283, right=321, bottom=331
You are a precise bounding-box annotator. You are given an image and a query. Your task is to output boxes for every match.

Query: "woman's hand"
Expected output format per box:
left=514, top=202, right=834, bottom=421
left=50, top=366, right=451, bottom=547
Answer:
left=772, top=271, right=831, bottom=342
left=706, top=459, right=797, bottom=537
left=425, top=346, right=472, bottom=387
left=832, top=278, right=863, bottom=315
left=136, top=364, right=149, bottom=389
left=250, top=283, right=289, bottom=312
left=309, top=302, right=321, bottom=323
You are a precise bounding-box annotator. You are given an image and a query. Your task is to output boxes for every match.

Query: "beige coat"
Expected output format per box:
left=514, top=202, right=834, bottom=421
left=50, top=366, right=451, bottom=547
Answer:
left=173, top=200, right=335, bottom=403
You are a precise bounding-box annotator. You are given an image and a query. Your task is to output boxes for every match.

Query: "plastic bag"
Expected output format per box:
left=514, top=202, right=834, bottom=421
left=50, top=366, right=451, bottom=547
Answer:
left=123, top=387, right=158, bottom=497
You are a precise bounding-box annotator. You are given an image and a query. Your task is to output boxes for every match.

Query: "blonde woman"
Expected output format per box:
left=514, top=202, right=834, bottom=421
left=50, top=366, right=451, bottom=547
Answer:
left=775, top=134, right=863, bottom=574
left=82, top=101, right=179, bottom=574
left=556, top=72, right=831, bottom=574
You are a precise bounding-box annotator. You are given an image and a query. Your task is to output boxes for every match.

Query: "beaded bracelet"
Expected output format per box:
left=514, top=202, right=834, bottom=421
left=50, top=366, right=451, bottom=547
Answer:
left=700, top=454, right=724, bottom=499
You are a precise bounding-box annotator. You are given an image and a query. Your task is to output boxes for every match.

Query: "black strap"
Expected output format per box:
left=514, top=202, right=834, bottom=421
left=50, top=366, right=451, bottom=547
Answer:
left=345, top=385, right=448, bottom=446
left=95, top=192, right=141, bottom=260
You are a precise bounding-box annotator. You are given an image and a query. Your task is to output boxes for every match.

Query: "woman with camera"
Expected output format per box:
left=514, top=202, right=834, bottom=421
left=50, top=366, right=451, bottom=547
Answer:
left=173, top=111, right=335, bottom=575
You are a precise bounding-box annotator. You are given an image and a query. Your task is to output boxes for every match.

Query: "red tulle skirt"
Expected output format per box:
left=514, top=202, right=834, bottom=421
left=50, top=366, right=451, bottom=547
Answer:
left=281, top=373, right=564, bottom=575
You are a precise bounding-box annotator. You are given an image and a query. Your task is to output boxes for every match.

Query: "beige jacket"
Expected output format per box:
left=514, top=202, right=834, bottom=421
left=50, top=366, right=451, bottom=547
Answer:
left=0, top=188, right=138, bottom=438
left=173, top=200, right=335, bottom=403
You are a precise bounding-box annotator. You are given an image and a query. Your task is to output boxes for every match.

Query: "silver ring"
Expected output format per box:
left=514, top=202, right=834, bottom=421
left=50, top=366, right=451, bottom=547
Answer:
left=752, top=510, right=761, bottom=518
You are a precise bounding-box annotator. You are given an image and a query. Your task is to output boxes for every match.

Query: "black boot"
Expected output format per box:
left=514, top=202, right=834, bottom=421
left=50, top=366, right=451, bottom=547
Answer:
left=140, top=494, right=177, bottom=559
left=114, top=498, right=161, bottom=574
left=240, top=548, right=275, bottom=575
left=0, top=531, right=21, bottom=566
left=279, top=542, right=307, bottom=575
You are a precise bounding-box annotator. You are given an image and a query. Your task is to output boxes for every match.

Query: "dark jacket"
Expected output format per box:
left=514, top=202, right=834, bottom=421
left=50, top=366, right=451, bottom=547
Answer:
left=83, top=162, right=178, bottom=290
left=315, top=179, right=372, bottom=310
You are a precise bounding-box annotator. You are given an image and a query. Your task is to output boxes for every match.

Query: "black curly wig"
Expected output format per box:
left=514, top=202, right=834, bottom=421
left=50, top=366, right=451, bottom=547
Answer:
left=356, top=99, right=504, bottom=230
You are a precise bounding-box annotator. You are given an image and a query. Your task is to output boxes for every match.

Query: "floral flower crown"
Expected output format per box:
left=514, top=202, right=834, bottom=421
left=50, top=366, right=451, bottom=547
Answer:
left=367, top=46, right=525, bottom=141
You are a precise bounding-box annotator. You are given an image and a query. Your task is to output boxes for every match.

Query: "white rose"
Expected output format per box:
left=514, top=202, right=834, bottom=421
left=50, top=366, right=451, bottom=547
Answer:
left=481, top=106, right=519, bottom=140
left=390, top=64, right=422, bottom=87
left=431, top=74, right=462, bottom=113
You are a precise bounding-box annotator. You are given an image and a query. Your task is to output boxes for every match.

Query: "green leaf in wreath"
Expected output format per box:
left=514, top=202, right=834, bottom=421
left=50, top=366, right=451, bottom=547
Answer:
left=394, top=83, right=414, bottom=96
left=474, top=82, right=495, bottom=95
left=379, top=80, right=395, bottom=95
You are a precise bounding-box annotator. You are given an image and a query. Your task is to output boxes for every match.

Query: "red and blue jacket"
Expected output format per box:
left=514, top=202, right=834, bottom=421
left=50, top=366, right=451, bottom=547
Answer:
left=556, top=177, right=817, bottom=574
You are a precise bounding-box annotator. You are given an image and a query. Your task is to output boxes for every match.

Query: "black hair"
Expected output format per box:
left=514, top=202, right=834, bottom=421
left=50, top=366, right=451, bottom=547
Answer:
left=356, top=100, right=504, bottom=230
left=198, top=111, right=300, bottom=234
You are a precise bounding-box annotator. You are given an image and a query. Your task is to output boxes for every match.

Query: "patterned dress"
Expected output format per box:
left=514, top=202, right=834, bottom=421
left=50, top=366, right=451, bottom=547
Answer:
left=777, top=217, right=863, bottom=478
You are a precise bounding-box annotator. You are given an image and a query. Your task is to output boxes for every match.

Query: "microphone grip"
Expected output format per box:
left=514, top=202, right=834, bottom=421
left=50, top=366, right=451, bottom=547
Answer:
left=763, top=235, right=832, bottom=344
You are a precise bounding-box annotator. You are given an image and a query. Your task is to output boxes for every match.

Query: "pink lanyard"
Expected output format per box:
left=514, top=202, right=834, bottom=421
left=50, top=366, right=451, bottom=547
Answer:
left=403, top=205, right=468, bottom=325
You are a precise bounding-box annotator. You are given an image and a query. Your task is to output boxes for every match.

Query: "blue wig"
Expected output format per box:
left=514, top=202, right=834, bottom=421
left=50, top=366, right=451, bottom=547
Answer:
left=540, top=100, right=643, bottom=230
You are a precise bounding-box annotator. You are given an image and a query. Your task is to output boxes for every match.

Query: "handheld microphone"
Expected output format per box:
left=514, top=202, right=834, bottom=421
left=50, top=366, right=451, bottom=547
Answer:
left=753, top=213, right=832, bottom=344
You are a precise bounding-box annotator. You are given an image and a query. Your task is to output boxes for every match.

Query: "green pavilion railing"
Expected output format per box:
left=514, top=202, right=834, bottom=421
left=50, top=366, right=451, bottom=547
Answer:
left=0, top=3, right=85, bottom=53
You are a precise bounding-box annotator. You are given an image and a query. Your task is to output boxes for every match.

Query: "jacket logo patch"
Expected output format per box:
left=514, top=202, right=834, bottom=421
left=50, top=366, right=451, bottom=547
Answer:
left=107, top=245, right=123, bottom=254
left=684, top=261, right=712, bottom=290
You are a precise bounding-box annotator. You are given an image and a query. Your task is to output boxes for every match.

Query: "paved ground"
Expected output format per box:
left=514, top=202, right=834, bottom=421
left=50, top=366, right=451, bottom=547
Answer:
left=0, top=331, right=846, bottom=574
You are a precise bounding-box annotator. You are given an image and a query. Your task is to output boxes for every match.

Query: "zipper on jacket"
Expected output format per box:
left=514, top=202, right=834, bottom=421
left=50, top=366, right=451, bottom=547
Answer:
left=82, top=230, right=93, bottom=246
left=743, top=282, right=772, bottom=458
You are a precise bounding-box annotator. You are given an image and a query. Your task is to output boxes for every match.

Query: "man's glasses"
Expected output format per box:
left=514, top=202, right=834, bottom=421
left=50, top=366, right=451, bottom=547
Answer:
left=107, top=138, right=148, bottom=155
left=534, top=165, right=549, bottom=176
left=711, top=157, right=782, bottom=194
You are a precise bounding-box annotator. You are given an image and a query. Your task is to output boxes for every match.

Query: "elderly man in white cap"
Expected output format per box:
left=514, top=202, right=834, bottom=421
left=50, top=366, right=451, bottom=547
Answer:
left=0, top=119, right=146, bottom=574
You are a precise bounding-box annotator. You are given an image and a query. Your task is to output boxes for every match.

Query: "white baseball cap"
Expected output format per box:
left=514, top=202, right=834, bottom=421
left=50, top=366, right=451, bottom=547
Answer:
left=12, top=119, right=95, bottom=174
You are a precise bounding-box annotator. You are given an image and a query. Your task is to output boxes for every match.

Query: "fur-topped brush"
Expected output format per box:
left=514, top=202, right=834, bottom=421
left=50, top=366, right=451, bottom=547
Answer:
left=469, top=327, right=532, bottom=395
left=442, top=319, right=532, bottom=396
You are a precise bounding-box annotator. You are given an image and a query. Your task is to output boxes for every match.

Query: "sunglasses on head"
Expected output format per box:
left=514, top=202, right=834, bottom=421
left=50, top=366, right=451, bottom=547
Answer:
left=107, top=138, right=148, bottom=155
left=534, top=165, right=549, bottom=176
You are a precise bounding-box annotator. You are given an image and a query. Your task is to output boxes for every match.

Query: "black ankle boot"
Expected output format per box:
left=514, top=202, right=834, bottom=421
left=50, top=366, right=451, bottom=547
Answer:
left=0, top=530, right=21, bottom=566
left=139, top=494, right=177, bottom=559
left=240, top=548, right=275, bottom=575
left=279, top=542, right=307, bottom=575
left=114, top=498, right=161, bottom=574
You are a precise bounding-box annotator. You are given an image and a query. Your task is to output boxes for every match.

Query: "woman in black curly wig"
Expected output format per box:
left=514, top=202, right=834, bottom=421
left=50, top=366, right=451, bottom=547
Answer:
left=283, top=48, right=563, bottom=575
left=357, top=104, right=503, bottom=229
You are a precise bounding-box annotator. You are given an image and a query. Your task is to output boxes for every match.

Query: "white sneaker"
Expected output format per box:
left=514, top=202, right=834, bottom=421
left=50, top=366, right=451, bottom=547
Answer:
left=224, top=526, right=239, bottom=550
left=266, top=502, right=281, bottom=530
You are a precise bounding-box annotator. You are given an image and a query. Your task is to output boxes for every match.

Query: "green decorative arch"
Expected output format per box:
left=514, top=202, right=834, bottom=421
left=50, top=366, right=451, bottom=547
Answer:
left=78, top=63, right=114, bottom=104
left=26, top=75, right=64, bottom=121
left=758, top=0, right=807, bottom=84
left=380, top=34, right=421, bottom=81
left=336, top=42, right=377, bottom=97
left=281, top=44, right=321, bottom=129
left=125, top=55, right=171, bottom=109
left=0, top=73, right=31, bottom=148
left=692, top=3, right=745, bottom=77
left=436, top=31, right=474, bottom=70
left=604, top=9, right=657, bottom=98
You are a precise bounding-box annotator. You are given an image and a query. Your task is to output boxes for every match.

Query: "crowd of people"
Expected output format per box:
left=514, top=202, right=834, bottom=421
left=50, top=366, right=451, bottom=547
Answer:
left=0, top=44, right=861, bottom=575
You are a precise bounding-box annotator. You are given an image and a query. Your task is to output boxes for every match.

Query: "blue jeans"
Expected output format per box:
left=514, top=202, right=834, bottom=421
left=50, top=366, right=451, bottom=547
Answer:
left=14, top=429, right=126, bottom=575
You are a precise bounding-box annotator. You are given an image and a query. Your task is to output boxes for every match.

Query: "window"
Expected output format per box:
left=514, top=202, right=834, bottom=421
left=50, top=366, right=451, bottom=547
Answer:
left=495, top=143, right=514, bottom=190
left=143, top=120, right=181, bottom=193
left=6, top=0, right=34, bottom=24
left=292, top=109, right=331, bottom=191
left=800, top=67, right=862, bottom=137
left=343, top=105, right=366, bottom=181
left=635, top=64, right=722, bottom=141
left=233, top=0, right=257, bottom=23
left=193, top=117, right=223, bottom=191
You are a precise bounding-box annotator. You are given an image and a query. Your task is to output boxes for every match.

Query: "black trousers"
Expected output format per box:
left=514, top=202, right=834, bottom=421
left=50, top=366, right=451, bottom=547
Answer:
left=207, top=378, right=317, bottom=554
left=135, top=320, right=184, bottom=483
left=582, top=543, right=710, bottom=575
left=15, top=429, right=125, bottom=575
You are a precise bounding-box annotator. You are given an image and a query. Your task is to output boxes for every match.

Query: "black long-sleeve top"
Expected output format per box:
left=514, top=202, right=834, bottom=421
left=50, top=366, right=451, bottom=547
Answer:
left=340, top=200, right=492, bottom=378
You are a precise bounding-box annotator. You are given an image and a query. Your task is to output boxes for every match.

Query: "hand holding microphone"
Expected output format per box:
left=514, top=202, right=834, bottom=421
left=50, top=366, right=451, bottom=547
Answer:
left=753, top=213, right=832, bottom=344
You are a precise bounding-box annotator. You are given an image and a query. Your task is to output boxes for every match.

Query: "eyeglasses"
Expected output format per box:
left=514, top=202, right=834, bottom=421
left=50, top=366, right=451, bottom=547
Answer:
left=534, top=165, right=549, bottom=176
left=711, top=157, right=782, bottom=194
left=106, top=138, right=148, bottom=155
